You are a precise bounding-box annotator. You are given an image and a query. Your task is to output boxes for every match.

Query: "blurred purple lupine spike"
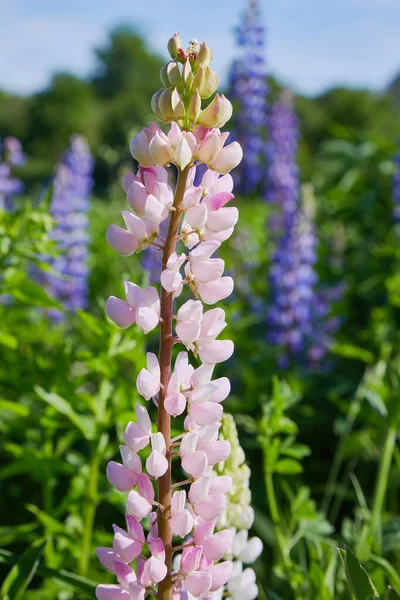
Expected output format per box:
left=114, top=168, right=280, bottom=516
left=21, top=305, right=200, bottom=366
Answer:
left=47, top=134, right=94, bottom=320
left=0, top=136, right=25, bottom=211
left=394, top=140, right=400, bottom=223
left=230, top=0, right=268, bottom=192
left=267, top=94, right=340, bottom=368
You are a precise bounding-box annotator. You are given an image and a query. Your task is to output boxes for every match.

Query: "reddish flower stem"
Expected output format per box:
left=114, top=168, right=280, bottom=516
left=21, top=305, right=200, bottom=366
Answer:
left=157, top=165, right=190, bottom=600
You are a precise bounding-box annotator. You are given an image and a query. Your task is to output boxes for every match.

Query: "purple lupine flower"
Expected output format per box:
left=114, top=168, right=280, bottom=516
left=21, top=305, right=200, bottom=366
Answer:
left=230, top=0, right=268, bottom=193
left=46, top=135, right=94, bottom=320
left=267, top=94, right=340, bottom=367
left=0, top=136, right=25, bottom=211
left=394, top=140, right=400, bottom=223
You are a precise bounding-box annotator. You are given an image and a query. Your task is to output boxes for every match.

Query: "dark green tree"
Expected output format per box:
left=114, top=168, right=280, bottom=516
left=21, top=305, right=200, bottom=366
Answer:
left=27, top=73, right=97, bottom=159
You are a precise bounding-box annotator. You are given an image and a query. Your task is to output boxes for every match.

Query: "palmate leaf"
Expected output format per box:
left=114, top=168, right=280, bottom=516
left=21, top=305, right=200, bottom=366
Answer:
left=0, top=548, right=96, bottom=597
left=1, top=538, right=46, bottom=600
left=340, top=546, right=379, bottom=600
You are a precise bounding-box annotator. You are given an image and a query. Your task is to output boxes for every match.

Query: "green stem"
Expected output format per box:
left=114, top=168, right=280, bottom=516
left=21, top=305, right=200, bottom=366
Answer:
left=357, top=426, right=397, bottom=559
left=265, top=471, right=290, bottom=570
left=322, top=394, right=361, bottom=519
left=370, top=426, right=397, bottom=542
left=79, top=446, right=101, bottom=577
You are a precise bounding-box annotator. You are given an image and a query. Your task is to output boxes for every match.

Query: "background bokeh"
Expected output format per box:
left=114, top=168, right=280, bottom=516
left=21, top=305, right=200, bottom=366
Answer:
left=1, top=1, right=400, bottom=598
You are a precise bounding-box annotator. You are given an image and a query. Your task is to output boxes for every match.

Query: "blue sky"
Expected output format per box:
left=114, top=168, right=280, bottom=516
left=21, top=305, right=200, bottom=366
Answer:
left=1, top=0, right=399, bottom=96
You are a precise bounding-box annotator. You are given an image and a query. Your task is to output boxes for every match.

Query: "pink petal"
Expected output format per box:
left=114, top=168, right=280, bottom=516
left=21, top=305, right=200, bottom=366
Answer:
left=142, top=556, right=167, bottom=585
left=188, top=475, right=211, bottom=504
left=181, top=451, right=208, bottom=478
left=208, top=173, right=234, bottom=195
left=122, top=170, right=138, bottom=193
left=113, top=527, right=142, bottom=562
left=127, top=181, right=147, bottom=215
left=198, top=340, right=234, bottom=364
left=165, top=392, right=187, bottom=417
left=176, top=320, right=202, bottom=344
left=161, top=269, right=182, bottom=292
left=208, top=476, right=233, bottom=495
left=114, top=559, right=137, bottom=587
left=125, top=515, right=145, bottom=543
left=128, top=583, right=145, bottom=600
left=209, top=142, right=243, bottom=175
left=121, top=211, right=147, bottom=239
left=123, top=282, right=143, bottom=309
left=198, top=277, right=234, bottom=305
left=124, top=422, right=149, bottom=452
left=170, top=510, right=194, bottom=538
left=106, top=297, right=136, bottom=329
left=193, top=519, right=216, bottom=544
left=208, top=561, right=233, bottom=591
left=106, top=461, right=137, bottom=492
left=119, top=446, right=142, bottom=473
left=106, top=225, right=137, bottom=256
left=195, top=493, right=226, bottom=521
left=96, top=547, right=118, bottom=573
left=181, top=545, right=202, bottom=573
left=190, top=402, right=223, bottom=426
left=202, top=440, right=231, bottom=465
left=185, top=203, right=208, bottom=229
left=202, top=529, right=233, bottom=561
left=191, top=258, right=224, bottom=283
left=126, top=490, right=152, bottom=520
left=184, top=571, right=212, bottom=596
left=136, top=306, right=159, bottom=334
left=208, top=377, right=230, bottom=403
left=96, top=585, right=129, bottom=600
left=146, top=451, right=168, bottom=479
left=136, top=369, right=160, bottom=401
left=206, top=207, right=239, bottom=232
left=205, top=191, right=234, bottom=211
left=137, top=473, right=155, bottom=503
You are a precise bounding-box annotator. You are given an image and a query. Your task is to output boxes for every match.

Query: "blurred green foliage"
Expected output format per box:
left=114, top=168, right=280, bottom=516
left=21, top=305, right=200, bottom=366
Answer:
left=1, top=25, right=400, bottom=600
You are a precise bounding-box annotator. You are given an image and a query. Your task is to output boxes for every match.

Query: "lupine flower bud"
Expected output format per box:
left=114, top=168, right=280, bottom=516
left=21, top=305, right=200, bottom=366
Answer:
left=167, top=60, right=182, bottom=88
left=194, top=42, right=212, bottom=70
left=210, top=142, right=243, bottom=175
left=130, top=125, right=161, bottom=166
left=182, top=58, right=193, bottom=88
left=198, top=94, right=233, bottom=129
left=171, top=88, right=186, bottom=120
left=159, top=64, right=170, bottom=89
left=151, top=90, right=167, bottom=122
left=149, top=132, right=174, bottom=166
left=159, top=89, right=175, bottom=121
left=167, top=32, right=182, bottom=59
left=200, top=68, right=219, bottom=99
left=188, top=90, right=201, bottom=122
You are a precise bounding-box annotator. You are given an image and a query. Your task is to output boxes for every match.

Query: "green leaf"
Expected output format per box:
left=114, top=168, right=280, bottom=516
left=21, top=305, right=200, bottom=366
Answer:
left=280, top=443, right=311, bottom=459
left=0, top=331, right=18, bottom=350
left=34, top=386, right=95, bottom=439
left=387, top=588, right=400, bottom=599
left=331, top=343, right=374, bottom=364
left=0, top=548, right=96, bottom=596
left=363, top=389, right=388, bottom=417
left=0, top=523, right=37, bottom=546
left=275, top=458, right=303, bottom=475
left=0, top=400, right=29, bottom=417
left=10, top=280, right=63, bottom=310
left=1, top=538, right=46, bottom=600
left=344, top=546, right=379, bottom=599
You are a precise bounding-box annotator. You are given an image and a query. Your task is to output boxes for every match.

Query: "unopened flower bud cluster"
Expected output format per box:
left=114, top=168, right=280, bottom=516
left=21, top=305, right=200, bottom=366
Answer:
left=215, top=414, right=262, bottom=600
